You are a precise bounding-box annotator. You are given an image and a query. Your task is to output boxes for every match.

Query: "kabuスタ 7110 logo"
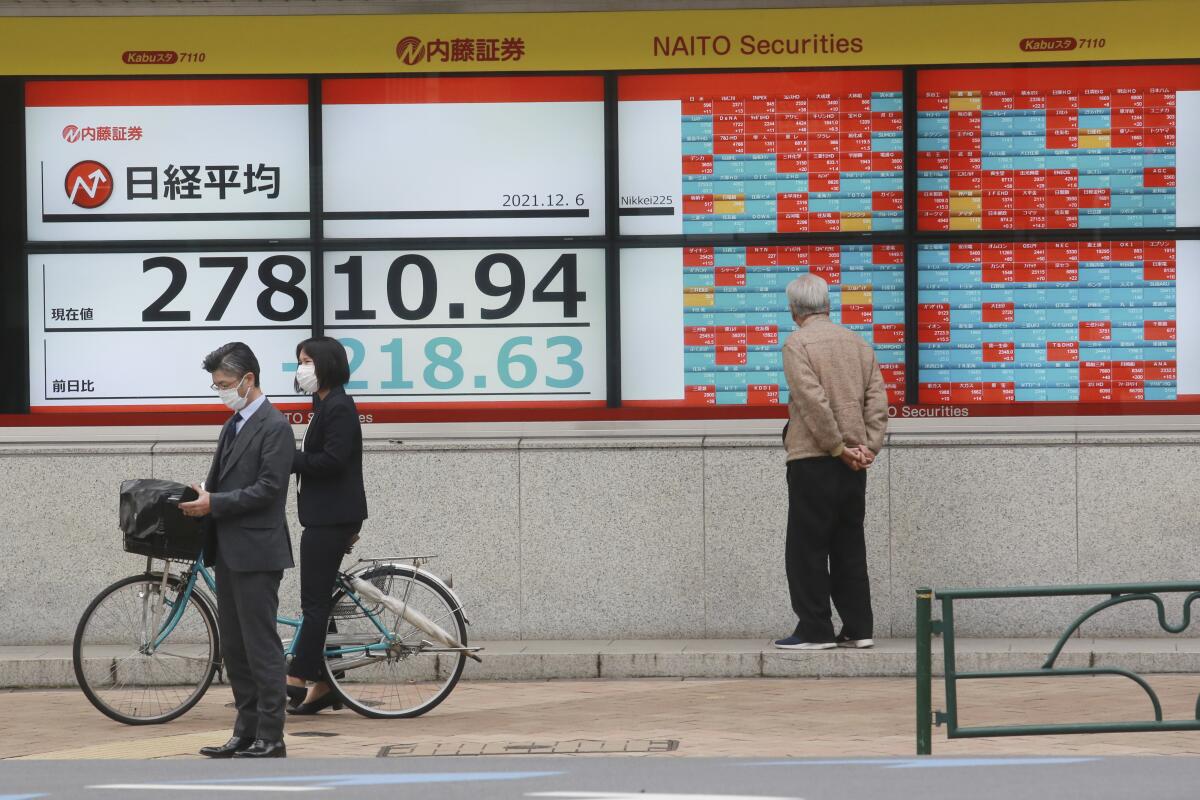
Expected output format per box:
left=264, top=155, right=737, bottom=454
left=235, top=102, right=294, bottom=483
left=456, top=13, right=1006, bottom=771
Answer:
left=395, top=35, right=526, bottom=65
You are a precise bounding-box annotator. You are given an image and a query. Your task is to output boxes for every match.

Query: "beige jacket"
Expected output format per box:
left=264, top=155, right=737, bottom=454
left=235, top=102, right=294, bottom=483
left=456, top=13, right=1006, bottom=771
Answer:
left=783, top=314, right=889, bottom=462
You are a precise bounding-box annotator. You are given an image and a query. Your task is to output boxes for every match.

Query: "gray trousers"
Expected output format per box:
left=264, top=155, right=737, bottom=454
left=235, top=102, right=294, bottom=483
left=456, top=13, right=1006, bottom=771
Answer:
left=215, top=559, right=286, bottom=741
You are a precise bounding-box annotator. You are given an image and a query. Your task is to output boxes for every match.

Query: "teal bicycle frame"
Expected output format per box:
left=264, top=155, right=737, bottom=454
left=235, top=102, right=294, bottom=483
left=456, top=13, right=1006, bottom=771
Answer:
left=148, top=553, right=402, bottom=663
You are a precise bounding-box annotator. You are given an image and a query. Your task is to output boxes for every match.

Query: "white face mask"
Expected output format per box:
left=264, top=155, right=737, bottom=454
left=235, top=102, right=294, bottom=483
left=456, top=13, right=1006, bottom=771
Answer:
left=217, top=374, right=249, bottom=412
left=295, top=363, right=320, bottom=395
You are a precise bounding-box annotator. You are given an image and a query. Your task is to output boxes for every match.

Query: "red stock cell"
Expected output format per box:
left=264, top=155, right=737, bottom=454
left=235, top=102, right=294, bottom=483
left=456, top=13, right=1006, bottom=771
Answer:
left=715, top=346, right=747, bottom=366
left=918, top=304, right=950, bottom=323
left=841, top=305, right=873, bottom=324
left=684, top=326, right=717, bottom=346
left=748, top=326, right=779, bottom=345
left=983, top=342, right=1015, bottom=362
left=684, top=385, right=717, bottom=405
left=716, top=326, right=748, bottom=346
left=746, top=386, right=781, bottom=406
left=1144, top=167, right=1176, bottom=188
left=1144, top=261, right=1176, bottom=280
left=873, top=244, right=905, bottom=264
left=1046, top=342, right=1080, bottom=361
left=1144, top=320, right=1177, bottom=340
left=714, top=267, right=746, bottom=287
left=872, top=191, right=904, bottom=211
left=982, top=303, right=1015, bottom=322
left=1079, top=321, right=1112, bottom=341
left=873, top=324, right=904, bottom=343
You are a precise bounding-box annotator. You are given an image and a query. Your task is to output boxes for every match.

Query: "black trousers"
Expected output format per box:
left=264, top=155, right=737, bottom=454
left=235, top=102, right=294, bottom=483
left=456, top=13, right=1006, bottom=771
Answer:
left=214, top=560, right=286, bottom=741
left=287, top=522, right=362, bottom=682
left=785, top=456, right=873, bottom=643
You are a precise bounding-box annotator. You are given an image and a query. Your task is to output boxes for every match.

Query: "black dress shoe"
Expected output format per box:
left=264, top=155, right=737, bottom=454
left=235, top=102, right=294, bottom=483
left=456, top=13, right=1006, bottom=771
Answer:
left=287, top=691, right=343, bottom=715
left=199, top=736, right=253, bottom=758
left=286, top=684, right=307, bottom=708
left=234, top=739, right=287, bottom=758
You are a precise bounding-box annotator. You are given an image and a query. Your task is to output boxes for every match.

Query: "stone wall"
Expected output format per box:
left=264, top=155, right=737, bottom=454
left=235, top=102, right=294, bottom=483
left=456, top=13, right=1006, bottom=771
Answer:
left=3, top=431, right=1200, bottom=645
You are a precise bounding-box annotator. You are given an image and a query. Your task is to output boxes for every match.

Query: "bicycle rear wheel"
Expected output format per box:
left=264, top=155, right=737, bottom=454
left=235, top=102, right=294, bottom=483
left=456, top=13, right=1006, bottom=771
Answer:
left=324, top=564, right=467, bottom=719
left=73, top=572, right=219, bottom=725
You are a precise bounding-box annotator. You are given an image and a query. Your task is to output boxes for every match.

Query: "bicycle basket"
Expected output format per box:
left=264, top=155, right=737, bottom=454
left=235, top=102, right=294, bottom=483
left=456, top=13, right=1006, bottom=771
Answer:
left=331, top=571, right=391, bottom=619
left=119, top=478, right=205, bottom=561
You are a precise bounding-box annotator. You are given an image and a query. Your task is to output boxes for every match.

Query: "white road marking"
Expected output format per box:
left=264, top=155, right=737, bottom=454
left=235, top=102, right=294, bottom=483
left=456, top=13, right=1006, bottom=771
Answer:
left=529, top=793, right=802, bottom=800
left=90, top=785, right=323, bottom=793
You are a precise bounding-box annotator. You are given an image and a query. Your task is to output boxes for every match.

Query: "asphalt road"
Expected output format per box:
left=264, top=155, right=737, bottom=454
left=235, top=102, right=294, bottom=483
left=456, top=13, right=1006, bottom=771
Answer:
left=5, top=755, right=1200, bottom=799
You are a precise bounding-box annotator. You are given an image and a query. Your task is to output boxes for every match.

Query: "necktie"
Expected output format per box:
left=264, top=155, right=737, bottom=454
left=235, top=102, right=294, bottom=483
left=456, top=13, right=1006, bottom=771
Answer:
left=218, top=412, right=243, bottom=472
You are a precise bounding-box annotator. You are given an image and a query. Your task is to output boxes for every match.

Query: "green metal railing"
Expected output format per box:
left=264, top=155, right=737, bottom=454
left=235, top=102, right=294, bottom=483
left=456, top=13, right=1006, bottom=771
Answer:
left=915, top=581, right=1200, bottom=755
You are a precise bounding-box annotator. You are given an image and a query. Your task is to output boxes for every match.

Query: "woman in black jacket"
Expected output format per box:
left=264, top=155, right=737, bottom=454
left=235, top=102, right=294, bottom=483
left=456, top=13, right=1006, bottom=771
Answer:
left=285, top=336, right=368, bottom=715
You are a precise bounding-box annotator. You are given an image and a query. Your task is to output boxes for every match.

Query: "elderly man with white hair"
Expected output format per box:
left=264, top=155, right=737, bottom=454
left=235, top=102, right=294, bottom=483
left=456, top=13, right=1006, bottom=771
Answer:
left=774, top=273, right=889, bottom=651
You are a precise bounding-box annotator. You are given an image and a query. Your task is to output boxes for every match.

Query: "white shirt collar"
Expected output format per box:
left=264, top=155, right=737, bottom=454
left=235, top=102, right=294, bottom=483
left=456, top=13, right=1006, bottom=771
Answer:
left=239, top=393, right=268, bottom=422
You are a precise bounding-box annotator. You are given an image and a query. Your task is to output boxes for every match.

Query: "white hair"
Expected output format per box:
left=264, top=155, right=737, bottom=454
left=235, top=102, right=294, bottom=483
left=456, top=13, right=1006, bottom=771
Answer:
left=786, top=274, right=831, bottom=318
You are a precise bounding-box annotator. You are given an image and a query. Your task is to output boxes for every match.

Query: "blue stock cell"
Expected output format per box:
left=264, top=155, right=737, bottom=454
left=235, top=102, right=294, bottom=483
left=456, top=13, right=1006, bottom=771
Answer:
left=873, top=216, right=905, bottom=231
left=872, top=97, right=903, bottom=112
left=1109, top=173, right=1145, bottom=189
left=716, top=391, right=748, bottom=405
left=918, top=136, right=950, bottom=151
left=1143, top=194, right=1176, bottom=211
left=950, top=329, right=985, bottom=344
left=1145, top=386, right=1177, bottom=401
left=1045, top=308, right=1080, bottom=324
left=1012, top=155, right=1047, bottom=169
left=1079, top=174, right=1112, bottom=189
left=1045, top=388, right=1080, bottom=401
left=1144, top=153, right=1176, bottom=168
left=682, top=141, right=713, bottom=156
left=747, top=352, right=779, bottom=368
left=682, top=121, right=713, bottom=137
left=1016, top=387, right=1049, bottom=401
left=918, top=117, right=951, bottom=134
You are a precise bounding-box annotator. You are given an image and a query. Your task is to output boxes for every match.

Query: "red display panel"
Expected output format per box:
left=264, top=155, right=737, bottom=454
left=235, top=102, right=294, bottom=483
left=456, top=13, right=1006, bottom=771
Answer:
left=917, top=64, right=1200, bottom=233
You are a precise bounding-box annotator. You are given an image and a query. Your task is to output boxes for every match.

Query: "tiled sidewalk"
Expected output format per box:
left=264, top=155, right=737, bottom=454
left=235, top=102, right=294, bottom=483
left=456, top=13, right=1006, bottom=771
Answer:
left=5, top=674, right=1200, bottom=760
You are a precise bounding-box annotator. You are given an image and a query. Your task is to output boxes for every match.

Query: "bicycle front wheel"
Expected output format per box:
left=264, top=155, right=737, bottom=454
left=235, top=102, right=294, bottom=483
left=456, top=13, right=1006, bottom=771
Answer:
left=73, top=572, right=219, bottom=725
left=325, top=565, right=468, bottom=719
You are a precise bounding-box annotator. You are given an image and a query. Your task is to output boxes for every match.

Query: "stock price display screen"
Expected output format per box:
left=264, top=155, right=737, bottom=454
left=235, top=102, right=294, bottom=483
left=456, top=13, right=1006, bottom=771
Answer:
left=618, top=70, right=904, bottom=235
left=25, top=79, right=310, bottom=241
left=30, top=251, right=311, bottom=409
left=918, top=240, right=1200, bottom=407
left=917, top=65, right=1200, bottom=232
left=322, top=250, right=607, bottom=405
left=620, top=246, right=905, bottom=407
left=322, top=77, right=606, bottom=238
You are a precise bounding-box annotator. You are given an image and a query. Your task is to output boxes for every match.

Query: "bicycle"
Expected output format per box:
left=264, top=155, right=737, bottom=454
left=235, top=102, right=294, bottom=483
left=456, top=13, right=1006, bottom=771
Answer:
left=73, top=551, right=482, bottom=725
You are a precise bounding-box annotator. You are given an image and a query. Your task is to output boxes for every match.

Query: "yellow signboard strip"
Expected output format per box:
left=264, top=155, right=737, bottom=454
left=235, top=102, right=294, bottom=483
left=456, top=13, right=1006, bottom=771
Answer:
left=0, top=1, right=1193, bottom=76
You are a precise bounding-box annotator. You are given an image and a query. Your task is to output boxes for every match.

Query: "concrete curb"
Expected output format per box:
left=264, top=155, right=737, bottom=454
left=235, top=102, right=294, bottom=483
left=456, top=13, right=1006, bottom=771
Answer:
left=12, top=638, right=1200, bottom=688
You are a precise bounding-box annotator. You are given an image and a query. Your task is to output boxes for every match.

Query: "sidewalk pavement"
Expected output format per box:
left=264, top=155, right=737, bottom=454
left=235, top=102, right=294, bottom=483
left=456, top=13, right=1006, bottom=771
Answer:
left=5, top=639, right=1200, bottom=760
left=5, top=674, right=1200, bottom=760
left=10, top=638, right=1200, bottom=687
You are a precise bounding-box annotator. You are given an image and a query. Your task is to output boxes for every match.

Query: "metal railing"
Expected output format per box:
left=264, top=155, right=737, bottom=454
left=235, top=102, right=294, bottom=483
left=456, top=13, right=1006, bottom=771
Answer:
left=915, top=581, right=1200, bottom=755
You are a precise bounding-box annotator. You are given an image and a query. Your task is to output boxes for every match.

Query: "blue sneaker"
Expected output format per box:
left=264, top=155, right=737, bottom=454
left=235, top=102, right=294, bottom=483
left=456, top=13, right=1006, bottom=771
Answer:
left=773, top=636, right=836, bottom=650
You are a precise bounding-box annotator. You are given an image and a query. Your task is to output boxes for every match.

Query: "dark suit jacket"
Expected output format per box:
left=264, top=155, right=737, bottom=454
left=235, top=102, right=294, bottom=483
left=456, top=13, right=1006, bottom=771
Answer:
left=202, top=398, right=296, bottom=572
left=292, top=385, right=368, bottom=528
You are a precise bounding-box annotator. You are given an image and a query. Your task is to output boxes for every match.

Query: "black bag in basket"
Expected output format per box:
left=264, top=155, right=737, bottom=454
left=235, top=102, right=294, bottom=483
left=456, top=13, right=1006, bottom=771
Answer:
left=119, top=479, right=205, bottom=560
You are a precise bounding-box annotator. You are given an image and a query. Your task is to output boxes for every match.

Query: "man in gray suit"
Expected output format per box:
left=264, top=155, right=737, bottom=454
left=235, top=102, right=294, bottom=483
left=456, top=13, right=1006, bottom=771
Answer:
left=180, top=342, right=295, bottom=759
